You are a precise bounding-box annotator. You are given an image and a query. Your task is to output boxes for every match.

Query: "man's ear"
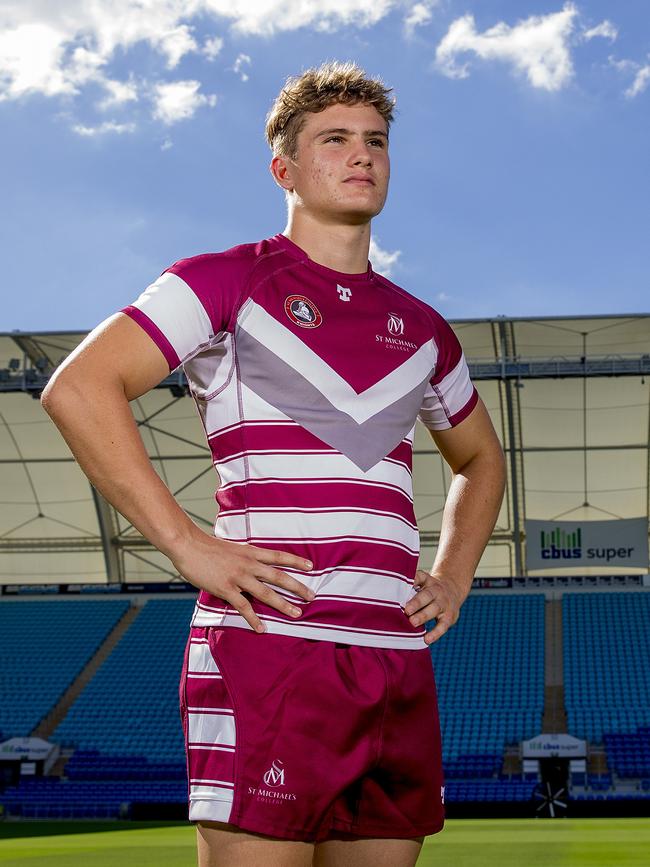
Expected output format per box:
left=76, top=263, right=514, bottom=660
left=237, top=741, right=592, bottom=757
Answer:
left=270, top=155, right=295, bottom=192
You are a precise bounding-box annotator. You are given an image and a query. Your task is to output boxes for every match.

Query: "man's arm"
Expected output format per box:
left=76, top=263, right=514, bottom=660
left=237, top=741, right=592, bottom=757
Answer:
left=404, top=396, right=506, bottom=644
left=40, top=312, right=314, bottom=632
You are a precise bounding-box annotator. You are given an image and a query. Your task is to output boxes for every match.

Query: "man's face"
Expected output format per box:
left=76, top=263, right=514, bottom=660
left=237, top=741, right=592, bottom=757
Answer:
left=281, top=101, right=390, bottom=224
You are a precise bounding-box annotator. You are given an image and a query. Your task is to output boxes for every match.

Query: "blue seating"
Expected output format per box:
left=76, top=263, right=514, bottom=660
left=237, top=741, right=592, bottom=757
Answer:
left=445, top=778, right=536, bottom=803
left=2, top=598, right=195, bottom=818
left=604, top=729, right=650, bottom=777
left=4, top=587, right=649, bottom=813
left=563, top=592, right=650, bottom=779
left=65, top=749, right=187, bottom=781
left=0, top=599, right=130, bottom=737
left=1, top=777, right=187, bottom=818
left=429, top=594, right=545, bottom=779
left=53, top=598, right=195, bottom=763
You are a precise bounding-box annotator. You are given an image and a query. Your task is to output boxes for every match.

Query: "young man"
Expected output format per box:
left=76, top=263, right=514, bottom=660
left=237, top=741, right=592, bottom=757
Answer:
left=41, top=62, right=505, bottom=866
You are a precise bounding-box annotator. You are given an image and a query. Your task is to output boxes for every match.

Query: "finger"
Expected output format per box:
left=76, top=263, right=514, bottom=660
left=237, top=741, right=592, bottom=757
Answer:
left=423, top=618, right=451, bottom=646
left=226, top=592, right=266, bottom=634
left=404, top=586, right=435, bottom=617
left=255, top=562, right=316, bottom=603
left=409, top=601, right=446, bottom=627
left=250, top=545, right=313, bottom=573
left=240, top=575, right=305, bottom=619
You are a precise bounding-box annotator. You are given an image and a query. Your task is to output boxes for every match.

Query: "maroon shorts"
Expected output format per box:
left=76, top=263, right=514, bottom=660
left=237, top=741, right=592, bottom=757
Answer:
left=179, top=626, right=445, bottom=843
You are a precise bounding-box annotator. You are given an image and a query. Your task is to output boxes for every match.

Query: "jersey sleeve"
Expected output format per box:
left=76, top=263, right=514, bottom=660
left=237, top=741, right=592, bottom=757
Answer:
left=120, top=254, right=240, bottom=372
left=417, top=311, right=479, bottom=430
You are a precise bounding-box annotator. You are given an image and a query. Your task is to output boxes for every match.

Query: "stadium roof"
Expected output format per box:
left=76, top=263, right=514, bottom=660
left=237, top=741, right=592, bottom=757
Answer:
left=1, top=313, right=649, bottom=584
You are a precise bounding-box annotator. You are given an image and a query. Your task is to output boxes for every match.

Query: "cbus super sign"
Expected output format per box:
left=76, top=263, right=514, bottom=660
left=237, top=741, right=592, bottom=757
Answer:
left=540, top=527, right=634, bottom=562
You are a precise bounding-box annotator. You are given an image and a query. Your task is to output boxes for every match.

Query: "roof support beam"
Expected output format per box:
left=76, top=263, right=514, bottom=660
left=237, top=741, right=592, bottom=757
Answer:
left=499, top=320, right=525, bottom=576
left=90, top=485, right=123, bottom=583
left=2, top=357, right=650, bottom=394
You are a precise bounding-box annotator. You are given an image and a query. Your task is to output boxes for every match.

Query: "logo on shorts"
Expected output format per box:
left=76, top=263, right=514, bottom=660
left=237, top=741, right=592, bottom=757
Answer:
left=263, top=759, right=285, bottom=787
left=248, top=759, right=298, bottom=806
left=284, top=295, right=322, bottom=328
left=441, top=785, right=445, bottom=805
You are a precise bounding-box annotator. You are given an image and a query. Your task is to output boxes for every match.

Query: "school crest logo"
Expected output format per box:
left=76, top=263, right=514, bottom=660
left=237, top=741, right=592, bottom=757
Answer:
left=284, top=295, right=323, bottom=328
left=387, top=313, right=404, bottom=335
left=248, top=758, right=298, bottom=805
left=263, top=759, right=285, bottom=787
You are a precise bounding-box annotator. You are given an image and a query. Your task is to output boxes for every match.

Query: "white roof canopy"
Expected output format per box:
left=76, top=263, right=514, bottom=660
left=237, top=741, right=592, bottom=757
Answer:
left=1, top=314, right=648, bottom=583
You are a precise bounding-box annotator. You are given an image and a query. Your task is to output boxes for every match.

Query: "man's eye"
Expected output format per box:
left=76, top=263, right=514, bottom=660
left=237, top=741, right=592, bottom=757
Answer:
left=369, top=139, right=385, bottom=148
left=325, top=135, right=344, bottom=143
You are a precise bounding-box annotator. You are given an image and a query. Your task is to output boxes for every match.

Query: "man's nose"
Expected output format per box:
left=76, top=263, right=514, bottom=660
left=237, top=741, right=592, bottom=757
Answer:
left=350, top=142, right=373, bottom=167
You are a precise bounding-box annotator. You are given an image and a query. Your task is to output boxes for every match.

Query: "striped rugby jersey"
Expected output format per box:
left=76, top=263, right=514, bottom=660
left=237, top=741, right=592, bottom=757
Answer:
left=121, top=233, right=478, bottom=649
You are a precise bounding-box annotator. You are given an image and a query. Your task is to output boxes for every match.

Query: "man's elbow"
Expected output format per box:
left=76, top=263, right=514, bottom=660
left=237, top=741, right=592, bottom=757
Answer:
left=481, top=436, right=506, bottom=477
left=40, top=367, right=83, bottom=421
left=455, top=438, right=505, bottom=478
left=41, top=371, right=62, bottom=416
left=456, top=444, right=506, bottom=507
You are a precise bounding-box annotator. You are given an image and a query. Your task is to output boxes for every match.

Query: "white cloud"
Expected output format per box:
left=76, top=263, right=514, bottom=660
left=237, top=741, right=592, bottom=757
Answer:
left=369, top=237, right=401, bottom=278
left=583, top=20, right=617, bottom=42
left=156, top=24, right=198, bottom=69
left=72, top=120, right=136, bottom=136
left=209, top=0, right=393, bottom=36
left=99, top=78, right=138, bottom=110
left=161, top=137, right=173, bottom=150
left=67, top=45, right=106, bottom=86
left=0, top=0, right=412, bottom=129
left=0, top=0, right=402, bottom=106
left=608, top=55, right=636, bottom=74
left=608, top=53, right=650, bottom=99
left=435, top=2, right=579, bottom=91
left=232, top=53, right=251, bottom=82
left=152, top=79, right=217, bottom=124
left=404, top=2, right=437, bottom=39
left=0, top=22, right=77, bottom=100
left=436, top=291, right=450, bottom=302
left=625, top=63, right=650, bottom=99
left=0, top=4, right=199, bottom=102
left=203, top=35, right=224, bottom=60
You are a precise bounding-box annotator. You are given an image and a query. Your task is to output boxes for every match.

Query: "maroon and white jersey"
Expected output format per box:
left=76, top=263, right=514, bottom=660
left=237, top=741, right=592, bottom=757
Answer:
left=121, top=233, right=478, bottom=649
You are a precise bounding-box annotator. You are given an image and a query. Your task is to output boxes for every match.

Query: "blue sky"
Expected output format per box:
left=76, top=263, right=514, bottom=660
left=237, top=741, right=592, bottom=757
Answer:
left=1, top=0, right=648, bottom=332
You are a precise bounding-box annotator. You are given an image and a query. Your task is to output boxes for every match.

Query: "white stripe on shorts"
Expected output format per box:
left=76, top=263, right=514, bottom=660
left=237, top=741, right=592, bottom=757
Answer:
left=186, top=636, right=236, bottom=822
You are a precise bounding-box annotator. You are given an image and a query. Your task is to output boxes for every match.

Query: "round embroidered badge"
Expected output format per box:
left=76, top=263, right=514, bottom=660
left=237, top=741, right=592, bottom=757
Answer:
left=284, top=295, right=323, bottom=328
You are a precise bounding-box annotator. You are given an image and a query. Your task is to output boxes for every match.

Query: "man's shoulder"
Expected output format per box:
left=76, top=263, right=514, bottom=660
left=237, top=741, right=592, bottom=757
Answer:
left=164, top=237, right=282, bottom=286
left=372, top=270, right=451, bottom=334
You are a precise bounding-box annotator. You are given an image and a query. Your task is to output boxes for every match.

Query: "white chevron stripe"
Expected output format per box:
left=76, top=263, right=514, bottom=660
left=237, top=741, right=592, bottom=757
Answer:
left=237, top=298, right=436, bottom=423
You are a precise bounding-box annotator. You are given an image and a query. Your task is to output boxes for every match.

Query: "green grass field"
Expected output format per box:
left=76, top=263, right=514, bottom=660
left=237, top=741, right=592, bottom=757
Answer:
left=0, top=818, right=648, bottom=866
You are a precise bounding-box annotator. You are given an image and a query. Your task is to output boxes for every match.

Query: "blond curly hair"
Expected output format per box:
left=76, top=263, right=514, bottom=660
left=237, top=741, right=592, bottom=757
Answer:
left=265, top=60, right=396, bottom=159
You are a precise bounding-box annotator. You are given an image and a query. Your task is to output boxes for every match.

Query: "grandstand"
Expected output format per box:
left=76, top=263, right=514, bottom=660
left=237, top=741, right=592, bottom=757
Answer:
left=1, top=313, right=648, bottom=821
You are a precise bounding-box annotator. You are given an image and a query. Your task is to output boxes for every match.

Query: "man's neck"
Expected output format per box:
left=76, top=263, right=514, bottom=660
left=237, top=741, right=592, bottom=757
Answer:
left=282, top=213, right=371, bottom=274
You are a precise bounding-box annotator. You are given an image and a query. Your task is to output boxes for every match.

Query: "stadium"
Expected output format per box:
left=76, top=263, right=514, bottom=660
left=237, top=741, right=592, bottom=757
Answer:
left=1, top=312, right=648, bottom=864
